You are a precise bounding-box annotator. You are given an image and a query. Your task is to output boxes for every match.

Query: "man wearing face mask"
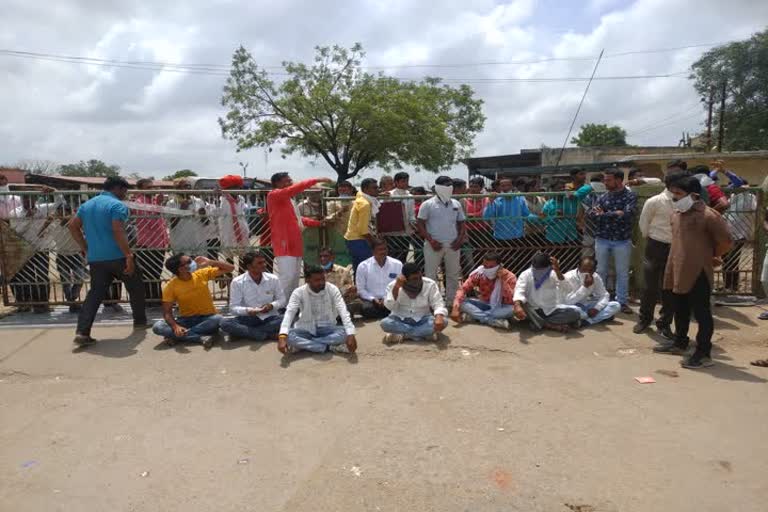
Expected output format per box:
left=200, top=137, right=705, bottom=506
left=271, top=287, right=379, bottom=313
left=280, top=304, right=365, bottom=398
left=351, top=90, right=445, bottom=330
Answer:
left=587, top=168, right=637, bottom=314
left=634, top=173, right=686, bottom=337
left=380, top=262, right=447, bottom=343
left=278, top=264, right=357, bottom=355
left=512, top=252, right=582, bottom=333
left=152, top=254, right=235, bottom=348
left=417, top=176, right=467, bottom=305
left=562, top=256, right=620, bottom=326
left=451, top=252, right=517, bottom=329
left=654, top=176, right=732, bottom=369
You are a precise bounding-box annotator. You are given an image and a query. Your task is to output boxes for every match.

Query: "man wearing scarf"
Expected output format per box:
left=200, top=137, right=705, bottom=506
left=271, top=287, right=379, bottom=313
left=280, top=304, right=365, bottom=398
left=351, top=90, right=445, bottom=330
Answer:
left=381, top=262, right=447, bottom=344
left=344, top=178, right=380, bottom=273
left=562, top=256, right=620, bottom=326
left=451, top=252, right=517, bottom=329
left=416, top=175, right=467, bottom=305
left=512, top=252, right=582, bottom=333
left=267, top=172, right=330, bottom=300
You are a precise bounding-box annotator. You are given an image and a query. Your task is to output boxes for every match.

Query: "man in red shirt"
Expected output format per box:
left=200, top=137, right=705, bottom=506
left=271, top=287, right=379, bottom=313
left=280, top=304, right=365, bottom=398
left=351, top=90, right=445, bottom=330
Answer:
left=451, top=252, right=517, bottom=329
left=267, top=172, right=331, bottom=299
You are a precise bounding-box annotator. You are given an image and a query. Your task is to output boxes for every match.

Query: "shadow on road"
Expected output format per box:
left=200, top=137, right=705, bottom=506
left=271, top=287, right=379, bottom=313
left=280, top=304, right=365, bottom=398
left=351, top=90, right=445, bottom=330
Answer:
left=73, top=330, right=148, bottom=358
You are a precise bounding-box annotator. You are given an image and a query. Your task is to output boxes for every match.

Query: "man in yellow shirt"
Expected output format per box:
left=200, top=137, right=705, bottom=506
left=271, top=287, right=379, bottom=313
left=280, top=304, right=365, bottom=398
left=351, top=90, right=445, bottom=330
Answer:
left=152, top=254, right=235, bottom=348
left=344, top=178, right=379, bottom=273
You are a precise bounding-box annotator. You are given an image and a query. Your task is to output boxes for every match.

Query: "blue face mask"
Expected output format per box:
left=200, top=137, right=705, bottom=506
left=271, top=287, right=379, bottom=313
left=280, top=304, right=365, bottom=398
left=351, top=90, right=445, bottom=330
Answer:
left=187, top=260, right=198, bottom=273
left=321, top=261, right=333, bottom=270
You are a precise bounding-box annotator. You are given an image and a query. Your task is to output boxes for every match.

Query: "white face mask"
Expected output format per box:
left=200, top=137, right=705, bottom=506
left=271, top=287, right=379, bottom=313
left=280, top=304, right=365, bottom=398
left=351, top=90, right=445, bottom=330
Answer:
left=434, top=184, right=453, bottom=203
left=590, top=182, right=606, bottom=193
left=696, top=175, right=714, bottom=187
left=482, top=265, right=500, bottom=280
left=673, top=195, right=695, bottom=213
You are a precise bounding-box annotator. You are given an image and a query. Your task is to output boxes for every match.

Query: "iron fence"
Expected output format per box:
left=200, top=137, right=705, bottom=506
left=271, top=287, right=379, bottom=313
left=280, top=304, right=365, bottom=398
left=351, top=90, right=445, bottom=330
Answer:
left=0, top=187, right=764, bottom=307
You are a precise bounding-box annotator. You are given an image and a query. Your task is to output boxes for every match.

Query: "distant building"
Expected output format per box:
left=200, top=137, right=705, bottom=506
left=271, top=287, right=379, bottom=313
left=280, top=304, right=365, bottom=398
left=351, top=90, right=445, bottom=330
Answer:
left=0, top=167, right=26, bottom=184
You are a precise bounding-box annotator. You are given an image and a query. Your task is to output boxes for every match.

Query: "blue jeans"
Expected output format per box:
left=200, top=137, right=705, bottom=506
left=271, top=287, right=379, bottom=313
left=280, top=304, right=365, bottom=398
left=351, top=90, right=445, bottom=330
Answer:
left=460, top=298, right=515, bottom=324
left=220, top=315, right=283, bottom=341
left=574, top=300, right=621, bottom=325
left=595, top=238, right=632, bottom=305
left=346, top=239, right=373, bottom=274
left=288, top=325, right=347, bottom=353
left=380, top=315, right=435, bottom=340
left=152, top=314, right=222, bottom=343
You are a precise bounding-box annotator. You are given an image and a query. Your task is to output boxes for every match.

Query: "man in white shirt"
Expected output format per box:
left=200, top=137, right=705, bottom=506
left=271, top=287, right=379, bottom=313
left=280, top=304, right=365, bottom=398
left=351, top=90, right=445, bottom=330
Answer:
left=513, top=253, right=582, bottom=332
left=0, top=174, right=22, bottom=218
left=386, top=172, right=416, bottom=264
left=380, top=262, right=447, bottom=343
left=356, top=239, right=403, bottom=319
left=221, top=251, right=285, bottom=341
left=278, top=265, right=357, bottom=355
left=166, top=178, right=216, bottom=254
left=563, top=256, right=620, bottom=326
left=634, top=173, right=682, bottom=337
left=417, top=175, right=467, bottom=305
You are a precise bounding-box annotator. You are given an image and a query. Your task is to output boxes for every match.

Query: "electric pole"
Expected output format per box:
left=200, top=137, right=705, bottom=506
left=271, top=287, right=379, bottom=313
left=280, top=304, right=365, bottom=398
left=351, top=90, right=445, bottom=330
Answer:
left=717, top=80, right=727, bottom=151
left=705, top=87, right=714, bottom=150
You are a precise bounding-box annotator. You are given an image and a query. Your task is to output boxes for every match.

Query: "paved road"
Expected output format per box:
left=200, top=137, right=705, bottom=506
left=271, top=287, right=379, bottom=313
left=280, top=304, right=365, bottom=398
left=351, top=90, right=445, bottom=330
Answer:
left=1, top=307, right=767, bottom=511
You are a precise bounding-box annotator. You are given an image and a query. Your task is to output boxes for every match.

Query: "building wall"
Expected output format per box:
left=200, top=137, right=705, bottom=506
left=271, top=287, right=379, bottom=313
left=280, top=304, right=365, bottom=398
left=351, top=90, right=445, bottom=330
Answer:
left=0, top=168, right=26, bottom=184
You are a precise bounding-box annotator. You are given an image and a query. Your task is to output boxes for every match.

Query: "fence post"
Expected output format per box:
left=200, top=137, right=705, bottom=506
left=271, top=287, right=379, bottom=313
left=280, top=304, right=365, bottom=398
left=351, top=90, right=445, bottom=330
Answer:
left=752, top=188, right=766, bottom=298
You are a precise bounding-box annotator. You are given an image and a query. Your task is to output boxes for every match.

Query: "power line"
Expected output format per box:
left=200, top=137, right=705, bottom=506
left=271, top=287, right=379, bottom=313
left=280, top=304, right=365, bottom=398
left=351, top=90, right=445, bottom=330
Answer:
left=628, top=103, right=702, bottom=134
left=628, top=109, right=703, bottom=137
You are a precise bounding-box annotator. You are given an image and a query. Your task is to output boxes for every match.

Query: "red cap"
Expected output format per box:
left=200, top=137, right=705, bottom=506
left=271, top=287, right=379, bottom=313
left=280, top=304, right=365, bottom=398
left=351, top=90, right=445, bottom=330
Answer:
left=219, top=174, right=244, bottom=190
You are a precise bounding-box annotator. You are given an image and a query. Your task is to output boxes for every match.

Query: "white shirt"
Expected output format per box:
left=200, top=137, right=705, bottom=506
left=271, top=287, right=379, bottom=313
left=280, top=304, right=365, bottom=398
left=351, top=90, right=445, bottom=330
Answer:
left=0, top=193, right=22, bottom=219
left=279, top=283, right=355, bottom=336
left=228, top=271, right=286, bottom=319
left=638, top=190, right=673, bottom=244
left=562, top=269, right=610, bottom=311
left=216, top=194, right=250, bottom=248
left=356, top=256, right=403, bottom=301
left=725, top=191, right=757, bottom=240
left=513, top=268, right=564, bottom=316
left=384, top=277, right=447, bottom=320
left=166, top=197, right=216, bottom=250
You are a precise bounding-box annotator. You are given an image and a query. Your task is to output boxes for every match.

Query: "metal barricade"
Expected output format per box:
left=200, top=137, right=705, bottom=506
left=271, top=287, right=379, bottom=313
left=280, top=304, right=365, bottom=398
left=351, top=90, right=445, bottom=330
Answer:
left=0, top=187, right=764, bottom=307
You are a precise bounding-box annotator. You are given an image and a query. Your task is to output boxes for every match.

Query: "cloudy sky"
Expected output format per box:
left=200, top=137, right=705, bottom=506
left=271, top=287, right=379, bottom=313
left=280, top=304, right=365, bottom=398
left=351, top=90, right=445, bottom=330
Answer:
left=2, top=0, right=767, bottom=183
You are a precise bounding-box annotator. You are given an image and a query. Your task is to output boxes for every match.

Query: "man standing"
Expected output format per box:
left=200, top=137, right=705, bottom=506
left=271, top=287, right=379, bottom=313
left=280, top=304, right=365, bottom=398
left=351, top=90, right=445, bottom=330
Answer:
left=152, top=254, right=234, bottom=348
left=387, top=172, right=416, bottom=265
left=0, top=174, right=22, bottom=218
left=463, top=177, right=491, bottom=271
left=132, top=178, right=168, bottom=305
left=344, top=178, right=380, bottom=272
left=587, top=168, right=637, bottom=314
left=267, top=172, right=329, bottom=299
left=379, top=175, right=395, bottom=195
left=166, top=178, right=214, bottom=255
left=483, top=177, right=532, bottom=275
left=451, top=252, right=517, bottom=329
left=324, top=180, right=355, bottom=237
left=220, top=251, right=285, bottom=342
left=654, top=176, right=732, bottom=370
left=216, top=174, right=250, bottom=253
left=634, top=173, right=681, bottom=336
left=512, top=253, right=581, bottom=332
left=356, top=239, right=403, bottom=319
left=417, top=176, right=466, bottom=305
left=562, top=256, right=620, bottom=326
left=278, top=265, right=357, bottom=355
left=381, top=263, right=447, bottom=343
left=69, top=177, right=148, bottom=346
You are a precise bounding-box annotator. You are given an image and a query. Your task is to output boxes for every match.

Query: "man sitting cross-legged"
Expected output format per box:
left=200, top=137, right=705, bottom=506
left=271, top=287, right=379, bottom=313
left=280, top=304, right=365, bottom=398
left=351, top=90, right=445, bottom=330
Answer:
left=381, top=263, right=447, bottom=344
left=562, top=256, right=621, bottom=326
left=451, top=252, right=517, bottom=330
left=278, top=264, right=357, bottom=355
left=512, top=252, right=582, bottom=333
left=356, top=238, right=402, bottom=319
left=152, top=254, right=235, bottom=348
left=220, top=251, right=285, bottom=342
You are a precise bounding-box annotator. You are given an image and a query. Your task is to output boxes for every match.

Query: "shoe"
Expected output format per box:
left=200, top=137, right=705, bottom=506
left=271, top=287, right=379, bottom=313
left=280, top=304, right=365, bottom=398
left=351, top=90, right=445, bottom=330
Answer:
left=653, top=342, right=688, bottom=355
left=620, top=304, right=634, bottom=315
left=383, top=333, right=404, bottom=345
left=201, top=336, right=214, bottom=350
left=488, top=318, right=510, bottom=330
left=759, top=311, right=768, bottom=320
left=329, top=342, right=350, bottom=353
left=633, top=320, right=651, bottom=334
left=73, top=334, right=97, bottom=347
left=657, top=325, right=674, bottom=340
left=162, top=337, right=177, bottom=347
left=579, top=319, right=591, bottom=328
left=681, top=354, right=715, bottom=369
left=133, top=321, right=151, bottom=330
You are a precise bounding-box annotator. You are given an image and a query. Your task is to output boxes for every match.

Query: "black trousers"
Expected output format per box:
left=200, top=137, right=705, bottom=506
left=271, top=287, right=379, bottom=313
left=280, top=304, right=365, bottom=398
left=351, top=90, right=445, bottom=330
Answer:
left=360, top=300, right=390, bottom=320
left=136, top=248, right=166, bottom=304
left=671, top=272, right=714, bottom=357
left=10, top=251, right=50, bottom=305
left=639, top=238, right=674, bottom=327
left=76, top=258, right=146, bottom=335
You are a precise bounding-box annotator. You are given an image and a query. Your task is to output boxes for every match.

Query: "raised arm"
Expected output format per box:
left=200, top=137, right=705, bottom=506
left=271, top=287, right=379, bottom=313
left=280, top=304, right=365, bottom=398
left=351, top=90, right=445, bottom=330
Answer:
left=270, top=178, right=328, bottom=200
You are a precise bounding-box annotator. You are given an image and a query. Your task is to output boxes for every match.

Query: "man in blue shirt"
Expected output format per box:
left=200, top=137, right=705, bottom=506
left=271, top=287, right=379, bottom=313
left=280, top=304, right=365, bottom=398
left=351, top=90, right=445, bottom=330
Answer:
left=68, top=177, right=147, bottom=346
left=587, top=168, right=637, bottom=314
left=483, top=177, right=534, bottom=275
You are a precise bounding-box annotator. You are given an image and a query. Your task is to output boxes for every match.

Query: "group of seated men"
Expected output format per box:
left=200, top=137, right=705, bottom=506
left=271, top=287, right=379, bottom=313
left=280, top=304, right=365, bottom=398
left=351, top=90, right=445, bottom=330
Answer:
left=152, top=239, right=620, bottom=354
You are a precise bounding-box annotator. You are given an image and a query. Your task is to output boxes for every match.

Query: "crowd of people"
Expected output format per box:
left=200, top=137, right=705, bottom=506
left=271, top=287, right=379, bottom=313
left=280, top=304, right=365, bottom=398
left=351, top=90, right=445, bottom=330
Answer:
left=0, top=158, right=766, bottom=369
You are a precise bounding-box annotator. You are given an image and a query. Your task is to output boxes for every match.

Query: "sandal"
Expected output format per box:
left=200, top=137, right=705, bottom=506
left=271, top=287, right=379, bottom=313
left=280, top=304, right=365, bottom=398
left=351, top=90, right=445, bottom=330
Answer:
left=750, top=359, right=768, bottom=367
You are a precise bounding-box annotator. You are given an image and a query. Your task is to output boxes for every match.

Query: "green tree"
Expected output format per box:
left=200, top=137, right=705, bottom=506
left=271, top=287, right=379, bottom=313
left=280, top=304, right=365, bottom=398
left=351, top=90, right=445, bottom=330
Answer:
left=219, top=43, right=485, bottom=181
left=570, top=123, right=628, bottom=147
left=163, top=169, right=198, bottom=180
left=690, top=30, right=768, bottom=151
left=59, top=159, right=120, bottom=177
